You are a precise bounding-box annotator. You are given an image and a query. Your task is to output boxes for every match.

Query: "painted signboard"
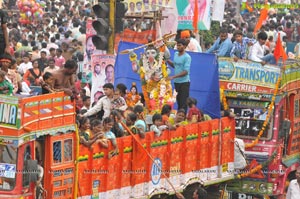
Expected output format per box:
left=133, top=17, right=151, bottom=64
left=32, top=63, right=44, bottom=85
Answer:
left=219, top=58, right=281, bottom=94
left=0, top=95, right=19, bottom=129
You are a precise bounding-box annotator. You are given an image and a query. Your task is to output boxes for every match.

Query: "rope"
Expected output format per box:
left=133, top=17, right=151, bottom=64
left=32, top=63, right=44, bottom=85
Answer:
left=120, top=121, right=177, bottom=193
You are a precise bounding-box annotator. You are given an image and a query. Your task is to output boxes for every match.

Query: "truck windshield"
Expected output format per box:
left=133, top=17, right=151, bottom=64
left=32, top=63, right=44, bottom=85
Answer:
left=0, top=144, right=17, bottom=190
left=228, top=99, right=273, bottom=140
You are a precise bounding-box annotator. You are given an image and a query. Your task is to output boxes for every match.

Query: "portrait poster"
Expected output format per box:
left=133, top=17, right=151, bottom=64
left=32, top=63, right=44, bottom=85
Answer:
left=125, top=0, right=172, bottom=14
left=212, top=0, right=225, bottom=22
left=82, top=19, right=106, bottom=71
left=160, top=0, right=178, bottom=36
left=90, top=54, right=116, bottom=104
left=176, top=0, right=212, bottom=30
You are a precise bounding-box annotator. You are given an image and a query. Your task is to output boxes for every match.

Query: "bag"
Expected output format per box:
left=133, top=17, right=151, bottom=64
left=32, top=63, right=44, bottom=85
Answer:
left=234, top=138, right=248, bottom=170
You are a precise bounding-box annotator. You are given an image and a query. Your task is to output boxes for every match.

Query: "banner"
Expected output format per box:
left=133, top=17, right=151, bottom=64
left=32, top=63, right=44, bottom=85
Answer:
left=115, top=28, right=156, bottom=51
left=160, top=0, right=178, bottom=36
left=84, top=19, right=107, bottom=85
left=212, top=0, right=225, bottom=22
left=90, top=54, right=116, bottom=104
left=218, top=58, right=281, bottom=94
left=115, top=41, right=221, bottom=118
left=125, top=0, right=173, bottom=14
left=0, top=95, right=19, bottom=128
left=176, top=0, right=212, bottom=30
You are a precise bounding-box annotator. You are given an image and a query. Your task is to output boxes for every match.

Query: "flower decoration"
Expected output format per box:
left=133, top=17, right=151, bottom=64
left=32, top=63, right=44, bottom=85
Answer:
left=236, top=147, right=278, bottom=179
left=245, top=77, right=281, bottom=149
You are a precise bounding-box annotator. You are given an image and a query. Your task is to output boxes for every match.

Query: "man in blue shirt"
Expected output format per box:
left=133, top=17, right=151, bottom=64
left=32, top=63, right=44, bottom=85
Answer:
left=230, top=30, right=256, bottom=61
left=206, top=28, right=232, bottom=57
left=167, top=39, right=191, bottom=111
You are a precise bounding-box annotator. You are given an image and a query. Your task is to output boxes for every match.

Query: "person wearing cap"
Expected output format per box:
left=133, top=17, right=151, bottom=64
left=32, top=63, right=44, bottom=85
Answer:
left=0, top=54, right=18, bottom=94
left=0, top=7, right=10, bottom=56
left=206, top=28, right=233, bottom=57
left=167, top=38, right=191, bottom=112
left=176, top=30, right=202, bottom=53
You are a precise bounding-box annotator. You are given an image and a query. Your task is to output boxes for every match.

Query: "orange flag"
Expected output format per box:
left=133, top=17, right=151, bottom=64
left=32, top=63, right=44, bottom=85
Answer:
left=273, top=33, right=288, bottom=63
left=253, top=6, right=268, bottom=34
left=193, top=0, right=199, bottom=32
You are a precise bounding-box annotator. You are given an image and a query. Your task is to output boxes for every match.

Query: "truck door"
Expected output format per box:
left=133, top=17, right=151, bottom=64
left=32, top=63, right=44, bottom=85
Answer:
left=287, top=93, right=300, bottom=155
left=44, top=133, right=76, bottom=199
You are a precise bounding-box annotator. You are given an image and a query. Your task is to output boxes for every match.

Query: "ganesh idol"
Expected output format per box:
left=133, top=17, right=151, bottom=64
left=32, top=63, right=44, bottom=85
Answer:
left=129, top=42, right=176, bottom=113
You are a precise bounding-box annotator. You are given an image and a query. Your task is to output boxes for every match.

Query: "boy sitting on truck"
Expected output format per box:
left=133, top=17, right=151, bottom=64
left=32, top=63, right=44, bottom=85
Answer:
left=0, top=70, right=13, bottom=95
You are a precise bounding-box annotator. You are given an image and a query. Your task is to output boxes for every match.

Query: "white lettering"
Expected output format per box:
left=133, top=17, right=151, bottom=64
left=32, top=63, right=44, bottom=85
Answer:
left=0, top=103, right=17, bottom=125
left=227, top=83, right=257, bottom=92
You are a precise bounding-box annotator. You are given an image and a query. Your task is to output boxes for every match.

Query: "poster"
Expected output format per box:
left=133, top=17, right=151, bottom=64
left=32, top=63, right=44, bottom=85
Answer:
left=90, top=54, right=116, bottom=104
left=125, top=0, right=172, bottom=14
left=160, top=0, right=178, bottom=36
left=176, top=0, right=212, bottom=30
left=212, top=0, right=225, bottom=22
left=84, top=19, right=107, bottom=85
left=218, top=58, right=281, bottom=94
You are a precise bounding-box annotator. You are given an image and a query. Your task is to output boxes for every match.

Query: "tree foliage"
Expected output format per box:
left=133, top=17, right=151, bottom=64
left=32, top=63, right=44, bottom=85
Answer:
left=199, top=21, right=221, bottom=46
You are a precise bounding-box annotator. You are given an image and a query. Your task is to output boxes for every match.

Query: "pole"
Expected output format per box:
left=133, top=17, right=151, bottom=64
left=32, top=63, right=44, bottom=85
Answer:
left=236, top=0, right=241, bottom=26
left=108, top=0, right=115, bottom=54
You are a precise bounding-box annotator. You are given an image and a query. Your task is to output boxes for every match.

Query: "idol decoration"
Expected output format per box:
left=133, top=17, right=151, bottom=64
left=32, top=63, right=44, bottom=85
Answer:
left=126, top=33, right=177, bottom=113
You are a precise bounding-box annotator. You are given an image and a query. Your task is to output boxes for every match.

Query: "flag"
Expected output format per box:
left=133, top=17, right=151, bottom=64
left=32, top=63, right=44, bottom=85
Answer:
left=193, top=0, right=199, bottom=32
left=253, top=6, right=268, bottom=34
left=273, top=33, right=288, bottom=63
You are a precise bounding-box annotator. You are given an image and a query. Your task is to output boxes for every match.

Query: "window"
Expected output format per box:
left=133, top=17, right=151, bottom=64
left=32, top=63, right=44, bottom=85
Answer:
left=64, top=139, right=72, bottom=162
left=53, top=141, right=62, bottom=164
left=53, top=139, right=73, bottom=164
left=0, top=145, right=17, bottom=190
left=228, top=99, right=273, bottom=140
left=22, top=145, right=31, bottom=187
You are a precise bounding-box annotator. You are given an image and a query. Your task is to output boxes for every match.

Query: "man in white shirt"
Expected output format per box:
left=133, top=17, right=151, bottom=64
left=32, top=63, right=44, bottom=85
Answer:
left=81, top=83, right=114, bottom=120
left=175, top=30, right=202, bottom=52
left=248, top=31, right=276, bottom=65
left=286, top=166, right=300, bottom=199
left=18, top=53, right=33, bottom=75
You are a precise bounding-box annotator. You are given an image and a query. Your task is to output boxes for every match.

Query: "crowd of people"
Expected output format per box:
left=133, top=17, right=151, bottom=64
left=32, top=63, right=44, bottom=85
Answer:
left=1, top=0, right=300, bottom=147
left=1, top=0, right=300, bottom=199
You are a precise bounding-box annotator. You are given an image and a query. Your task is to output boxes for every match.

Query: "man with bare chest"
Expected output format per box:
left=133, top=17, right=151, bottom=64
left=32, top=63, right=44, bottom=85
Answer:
left=52, top=59, right=77, bottom=96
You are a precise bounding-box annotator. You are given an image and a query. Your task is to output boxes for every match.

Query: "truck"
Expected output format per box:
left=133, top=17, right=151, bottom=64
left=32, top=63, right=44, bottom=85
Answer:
left=218, top=57, right=300, bottom=199
left=0, top=91, right=236, bottom=199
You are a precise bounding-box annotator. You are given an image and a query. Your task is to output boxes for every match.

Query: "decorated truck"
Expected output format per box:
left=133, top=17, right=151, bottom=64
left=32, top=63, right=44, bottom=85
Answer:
left=0, top=91, right=235, bottom=199
left=219, top=57, right=300, bottom=199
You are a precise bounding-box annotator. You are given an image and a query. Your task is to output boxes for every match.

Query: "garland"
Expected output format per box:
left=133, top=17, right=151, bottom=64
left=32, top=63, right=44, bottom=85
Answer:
left=245, top=77, right=281, bottom=148
left=236, top=146, right=279, bottom=179
left=220, top=88, right=228, bottom=110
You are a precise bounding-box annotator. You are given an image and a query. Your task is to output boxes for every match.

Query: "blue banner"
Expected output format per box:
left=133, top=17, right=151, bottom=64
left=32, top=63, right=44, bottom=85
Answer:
left=115, top=41, right=221, bottom=118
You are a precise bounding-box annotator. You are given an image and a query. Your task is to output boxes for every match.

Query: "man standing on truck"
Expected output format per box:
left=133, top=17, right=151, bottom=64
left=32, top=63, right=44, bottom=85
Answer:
left=52, top=59, right=78, bottom=96
left=167, top=38, right=191, bottom=112
left=286, top=166, right=300, bottom=199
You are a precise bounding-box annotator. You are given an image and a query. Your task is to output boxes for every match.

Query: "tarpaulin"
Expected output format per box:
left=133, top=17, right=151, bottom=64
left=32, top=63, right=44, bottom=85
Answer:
left=115, top=41, right=221, bottom=118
